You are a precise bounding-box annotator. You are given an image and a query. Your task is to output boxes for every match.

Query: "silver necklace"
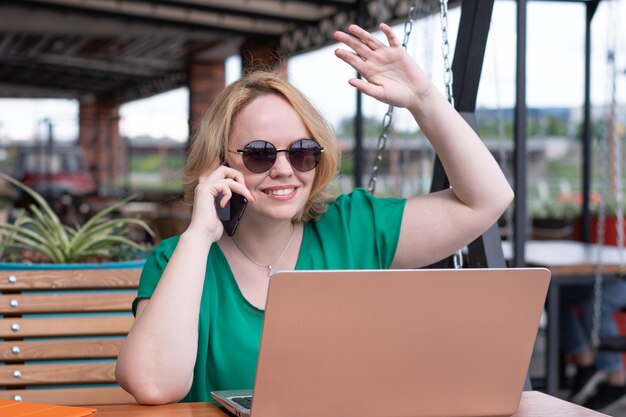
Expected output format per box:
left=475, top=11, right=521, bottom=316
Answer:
left=232, top=224, right=295, bottom=277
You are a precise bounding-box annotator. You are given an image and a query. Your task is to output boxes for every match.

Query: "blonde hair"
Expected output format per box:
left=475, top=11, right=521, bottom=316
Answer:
left=183, top=71, right=341, bottom=222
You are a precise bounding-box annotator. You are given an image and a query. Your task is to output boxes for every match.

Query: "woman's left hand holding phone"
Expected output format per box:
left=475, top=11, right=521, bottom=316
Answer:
left=188, top=164, right=256, bottom=244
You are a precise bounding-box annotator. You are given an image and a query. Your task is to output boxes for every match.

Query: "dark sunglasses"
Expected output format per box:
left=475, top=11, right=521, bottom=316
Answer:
left=228, top=139, right=324, bottom=173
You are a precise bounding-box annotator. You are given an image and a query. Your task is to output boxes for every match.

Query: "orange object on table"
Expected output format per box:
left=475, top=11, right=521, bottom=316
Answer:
left=0, top=400, right=96, bottom=417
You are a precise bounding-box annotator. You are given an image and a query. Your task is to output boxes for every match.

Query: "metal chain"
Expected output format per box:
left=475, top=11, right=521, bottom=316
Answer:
left=439, top=0, right=454, bottom=107
left=591, top=5, right=623, bottom=350
left=591, top=259, right=605, bottom=351
left=367, top=108, right=393, bottom=194
left=610, top=0, right=624, bottom=262
left=610, top=53, right=625, bottom=271
left=367, top=4, right=417, bottom=195
left=591, top=133, right=608, bottom=350
left=591, top=48, right=613, bottom=351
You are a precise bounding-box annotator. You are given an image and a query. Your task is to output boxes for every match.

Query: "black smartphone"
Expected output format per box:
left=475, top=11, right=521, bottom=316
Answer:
left=215, top=192, right=248, bottom=237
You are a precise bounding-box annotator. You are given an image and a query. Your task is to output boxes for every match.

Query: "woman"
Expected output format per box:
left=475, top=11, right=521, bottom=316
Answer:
left=115, top=23, right=513, bottom=404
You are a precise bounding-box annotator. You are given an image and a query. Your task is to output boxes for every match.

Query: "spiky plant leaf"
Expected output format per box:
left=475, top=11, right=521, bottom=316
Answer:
left=0, top=173, right=155, bottom=263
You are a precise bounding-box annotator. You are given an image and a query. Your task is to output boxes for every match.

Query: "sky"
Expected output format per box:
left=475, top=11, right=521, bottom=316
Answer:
left=0, top=0, right=624, bottom=143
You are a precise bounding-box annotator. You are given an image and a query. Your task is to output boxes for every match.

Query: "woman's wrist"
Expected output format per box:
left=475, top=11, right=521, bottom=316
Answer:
left=180, top=227, right=216, bottom=248
left=407, top=81, right=438, bottom=117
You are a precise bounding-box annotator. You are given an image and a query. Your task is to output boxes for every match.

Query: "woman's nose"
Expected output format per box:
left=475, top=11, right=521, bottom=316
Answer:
left=270, top=151, right=293, bottom=177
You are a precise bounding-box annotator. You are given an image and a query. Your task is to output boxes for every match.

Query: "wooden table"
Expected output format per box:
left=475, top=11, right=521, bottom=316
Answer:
left=92, top=391, right=609, bottom=416
left=503, top=240, right=625, bottom=276
left=503, top=240, right=625, bottom=395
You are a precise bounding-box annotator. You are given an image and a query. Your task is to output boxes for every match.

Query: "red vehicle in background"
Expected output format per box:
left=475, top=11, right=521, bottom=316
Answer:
left=13, top=145, right=96, bottom=197
left=11, top=145, right=96, bottom=223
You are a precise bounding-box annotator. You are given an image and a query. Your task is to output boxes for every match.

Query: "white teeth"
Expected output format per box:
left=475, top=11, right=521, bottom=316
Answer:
left=267, top=188, right=294, bottom=196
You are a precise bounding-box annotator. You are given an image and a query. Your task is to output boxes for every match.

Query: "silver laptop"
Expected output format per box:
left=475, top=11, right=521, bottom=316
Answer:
left=212, top=268, right=550, bottom=417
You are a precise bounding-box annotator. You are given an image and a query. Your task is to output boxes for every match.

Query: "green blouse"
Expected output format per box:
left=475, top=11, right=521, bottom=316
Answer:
left=134, top=188, right=406, bottom=402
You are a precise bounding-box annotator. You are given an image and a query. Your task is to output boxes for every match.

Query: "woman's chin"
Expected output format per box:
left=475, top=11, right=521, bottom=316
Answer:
left=249, top=205, right=301, bottom=222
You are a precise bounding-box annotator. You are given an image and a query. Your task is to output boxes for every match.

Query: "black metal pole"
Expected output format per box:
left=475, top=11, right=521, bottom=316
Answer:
left=46, top=118, right=54, bottom=197
left=513, top=0, right=527, bottom=268
left=513, top=3, right=531, bottom=390
left=355, top=86, right=363, bottom=188
left=353, top=0, right=365, bottom=189
left=581, top=1, right=600, bottom=242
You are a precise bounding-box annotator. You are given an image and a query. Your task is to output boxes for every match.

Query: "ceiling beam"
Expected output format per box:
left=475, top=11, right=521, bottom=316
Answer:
left=0, top=82, right=78, bottom=98
left=3, top=1, right=285, bottom=38
left=0, top=4, right=217, bottom=39
left=8, top=53, right=180, bottom=77
left=279, top=0, right=356, bottom=7
left=124, top=0, right=318, bottom=25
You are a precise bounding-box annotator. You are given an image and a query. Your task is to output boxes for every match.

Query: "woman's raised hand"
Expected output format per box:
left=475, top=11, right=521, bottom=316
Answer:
left=333, top=23, right=431, bottom=110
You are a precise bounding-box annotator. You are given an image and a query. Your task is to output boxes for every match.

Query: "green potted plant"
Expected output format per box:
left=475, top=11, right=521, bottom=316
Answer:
left=530, top=199, right=581, bottom=240
left=0, top=172, right=154, bottom=269
left=531, top=199, right=581, bottom=225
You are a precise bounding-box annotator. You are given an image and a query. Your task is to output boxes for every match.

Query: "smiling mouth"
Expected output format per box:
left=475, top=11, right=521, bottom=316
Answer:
left=264, top=188, right=295, bottom=196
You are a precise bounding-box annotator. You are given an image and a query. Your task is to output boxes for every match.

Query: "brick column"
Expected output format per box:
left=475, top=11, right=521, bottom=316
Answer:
left=187, top=60, right=225, bottom=140
left=78, top=96, right=123, bottom=194
left=78, top=95, right=97, bottom=177
left=241, top=37, right=287, bottom=75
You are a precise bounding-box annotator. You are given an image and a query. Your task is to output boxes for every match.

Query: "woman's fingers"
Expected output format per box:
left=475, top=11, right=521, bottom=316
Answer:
left=334, top=23, right=403, bottom=77
left=334, top=48, right=366, bottom=74
left=214, top=189, right=229, bottom=209
left=378, top=23, right=400, bottom=48
left=347, top=24, right=385, bottom=50
left=334, top=23, right=401, bottom=59
left=200, top=164, right=245, bottom=186
left=348, top=77, right=383, bottom=100
left=333, top=31, right=371, bottom=61
left=218, top=178, right=255, bottom=204
left=197, top=165, right=255, bottom=204
left=333, top=23, right=389, bottom=61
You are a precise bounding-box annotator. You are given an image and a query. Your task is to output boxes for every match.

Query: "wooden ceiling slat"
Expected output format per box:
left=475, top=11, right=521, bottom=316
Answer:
left=0, top=34, right=16, bottom=55
left=274, top=0, right=355, bottom=7
left=62, top=37, right=96, bottom=56
left=141, top=38, right=185, bottom=59
left=157, top=0, right=350, bottom=15
left=34, top=54, right=168, bottom=77
left=128, top=0, right=322, bottom=25
left=22, top=0, right=292, bottom=36
left=122, top=37, right=169, bottom=57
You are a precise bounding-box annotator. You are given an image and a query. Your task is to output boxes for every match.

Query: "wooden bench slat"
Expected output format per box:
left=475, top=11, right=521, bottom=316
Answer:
left=0, top=363, right=116, bottom=386
left=0, top=269, right=141, bottom=291
left=0, top=339, right=123, bottom=361
left=0, top=386, right=136, bottom=405
left=0, top=293, right=135, bottom=314
left=0, top=316, right=134, bottom=338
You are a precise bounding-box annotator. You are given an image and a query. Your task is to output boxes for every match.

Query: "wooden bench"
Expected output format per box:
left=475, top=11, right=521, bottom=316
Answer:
left=0, top=268, right=141, bottom=405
